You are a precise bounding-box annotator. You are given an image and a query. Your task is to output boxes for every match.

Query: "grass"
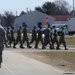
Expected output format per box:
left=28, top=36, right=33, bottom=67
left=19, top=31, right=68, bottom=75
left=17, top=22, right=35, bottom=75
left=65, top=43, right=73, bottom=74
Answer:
left=65, top=36, right=75, bottom=45
left=30, top=51, right=75, bottom=63
left=19, top=51, right=75, bottom=72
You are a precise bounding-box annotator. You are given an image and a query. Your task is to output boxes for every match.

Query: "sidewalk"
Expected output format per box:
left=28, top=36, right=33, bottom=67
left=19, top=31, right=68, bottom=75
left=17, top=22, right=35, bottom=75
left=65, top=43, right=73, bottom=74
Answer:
left=0, top=49, right=75, bottom=75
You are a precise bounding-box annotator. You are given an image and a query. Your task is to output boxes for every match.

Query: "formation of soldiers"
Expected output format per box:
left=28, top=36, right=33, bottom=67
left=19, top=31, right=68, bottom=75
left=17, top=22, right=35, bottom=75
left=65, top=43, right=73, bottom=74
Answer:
left=5, top=24, right=68, bottom=50
left=0, top=22, right=68, bottom=68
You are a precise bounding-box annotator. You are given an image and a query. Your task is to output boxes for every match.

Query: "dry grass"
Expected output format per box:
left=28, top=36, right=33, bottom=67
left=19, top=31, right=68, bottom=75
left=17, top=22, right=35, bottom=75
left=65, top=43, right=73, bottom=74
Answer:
left=17, top=51, right=75, bottom=72
left=65, top=36, right=75, bottom=45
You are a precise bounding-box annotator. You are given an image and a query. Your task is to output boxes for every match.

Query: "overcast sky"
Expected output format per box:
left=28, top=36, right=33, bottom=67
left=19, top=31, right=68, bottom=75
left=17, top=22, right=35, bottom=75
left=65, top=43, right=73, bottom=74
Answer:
left=0, top=0, right=74, bottom=15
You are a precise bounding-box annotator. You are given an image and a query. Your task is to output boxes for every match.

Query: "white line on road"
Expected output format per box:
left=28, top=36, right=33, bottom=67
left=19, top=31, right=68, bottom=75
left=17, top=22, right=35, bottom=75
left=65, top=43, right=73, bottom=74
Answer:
left=2, top=64, right=17, bottom=75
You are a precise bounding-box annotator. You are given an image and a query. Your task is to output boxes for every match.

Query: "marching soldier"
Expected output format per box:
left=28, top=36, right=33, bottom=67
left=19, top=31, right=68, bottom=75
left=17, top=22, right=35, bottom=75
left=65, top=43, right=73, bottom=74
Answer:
left=53, top=29, right=58, bottom=49
left=56, top=27, right=68, bottom=50
left=30, top=26, right=37, bottom=47
left=35, top=25, right=43, bottom=48
left=9, top=26, right=16, bottom=48
left=0, top=20, right=6, bottom=68
left=50, top=27, right=54, bottom=49
left=23, top=25, right=31, bottom=48
left=6, top=26, right=11, bottom=45
left=14, top=26, right=24, bottom=48
left=42, top=25, right=52, bottom=49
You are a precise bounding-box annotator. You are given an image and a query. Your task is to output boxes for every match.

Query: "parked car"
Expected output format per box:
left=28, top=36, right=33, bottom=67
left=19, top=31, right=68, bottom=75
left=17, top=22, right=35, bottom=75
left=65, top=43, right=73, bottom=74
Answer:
left=51, top=24, right=68, bottom=35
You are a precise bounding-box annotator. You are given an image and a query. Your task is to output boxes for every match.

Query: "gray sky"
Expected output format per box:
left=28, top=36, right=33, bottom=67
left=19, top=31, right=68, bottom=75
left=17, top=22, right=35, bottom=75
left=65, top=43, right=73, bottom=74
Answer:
left=0, top=0, right=74, bottom=15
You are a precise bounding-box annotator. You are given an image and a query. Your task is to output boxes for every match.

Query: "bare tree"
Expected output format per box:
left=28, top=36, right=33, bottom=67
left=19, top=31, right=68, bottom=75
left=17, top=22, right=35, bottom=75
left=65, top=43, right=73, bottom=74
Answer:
left=54, top=0, right=71, bottom=15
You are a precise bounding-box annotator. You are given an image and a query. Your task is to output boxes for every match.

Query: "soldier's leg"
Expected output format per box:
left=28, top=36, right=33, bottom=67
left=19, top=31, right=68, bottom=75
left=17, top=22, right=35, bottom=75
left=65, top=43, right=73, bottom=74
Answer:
left=30, top=38, right=34, bottom=44
left=34, top=38, right=37, bottom=44
left=56, top=40, right=62, bottom=50
left=23, top=37, right=25, bottom=44
left=52, top=39, right=55, bottom=49
left=14, top=37, right=19, bottom=47
left=8, top=37, right=11, bottom=47
left=13, top=38, right=16, bottom=48
left=19, top=38, right=24, bottom=48
left=49, top=38, right=53, bottom=49
left=0, top=51, right=2, bottom=68
left=51, top=38, right=54, bottom=49
left=9, top=38, right=12, bottom=47
left=41, top=38, right=43, bottom=45
left=45, top=41, right=49, bottom=46
left=63, top=40, right=68, bottom=50
left=51, top=37, right=53, bottom=45
left=56, top=39, right=59, bottom=48
left=42, top=38, right=47, bottom=49
left=26, top=37, right=32, bottom=48
left=35, top=39, right=39, bottom=48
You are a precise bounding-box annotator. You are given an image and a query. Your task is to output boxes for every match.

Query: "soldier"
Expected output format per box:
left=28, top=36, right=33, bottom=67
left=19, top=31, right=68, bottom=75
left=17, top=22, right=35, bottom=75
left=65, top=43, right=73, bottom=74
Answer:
left=0, top=21, right=6, bottom=68
left=23, top=25, right=31, bottom=48
left=44, top=24, right=53, bottom=49
left=14, top=26, right=24, bottom=48
left=9, top=26, right=16, bottom=48
left=50, top=27, right=54, bottom=49
left=56, top=27, right=68, bottom=50
left=42, top=25, right=52, bottom=49
left=6, top=26, right=11, bottom=45
left=35, top=25, right=43, bottom=48
left=3, top=27, right=9, bottom=48
left=53, top=29, right=58, bottom=49
left=30, top=26, right=37, bottom=47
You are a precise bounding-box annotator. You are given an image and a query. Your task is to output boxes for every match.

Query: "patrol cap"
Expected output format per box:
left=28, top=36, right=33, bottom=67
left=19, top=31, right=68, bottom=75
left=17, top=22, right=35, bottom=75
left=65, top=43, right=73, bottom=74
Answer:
left=11, top=26, right=14, bottom=29
left=40, top=25, right=42, bottom=28
left=25, top=24, right=27, bottom=27
left=54, top=29, right=57, bottom=32
left=34, top=25, right=36, bottom=29
left=25, top=24, right=27, bottom=26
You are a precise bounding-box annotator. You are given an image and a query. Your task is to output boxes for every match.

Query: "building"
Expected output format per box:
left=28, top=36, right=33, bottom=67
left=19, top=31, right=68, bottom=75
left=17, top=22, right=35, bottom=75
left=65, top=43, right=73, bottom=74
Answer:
left=14, top=11, right=55, bottom=32
left=52, top=15, right=74, bottom=24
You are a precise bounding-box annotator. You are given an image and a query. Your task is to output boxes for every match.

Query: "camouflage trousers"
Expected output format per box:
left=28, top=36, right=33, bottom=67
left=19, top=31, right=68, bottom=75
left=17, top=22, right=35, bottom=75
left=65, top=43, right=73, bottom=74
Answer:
left=0, top=45, right=4, bottom=63
left=0, top=51, right=2, bottom=63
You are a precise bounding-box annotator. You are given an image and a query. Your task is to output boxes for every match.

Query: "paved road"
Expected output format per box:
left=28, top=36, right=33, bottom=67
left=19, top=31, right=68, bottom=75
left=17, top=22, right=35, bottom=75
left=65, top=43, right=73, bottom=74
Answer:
left=0, top=47, right=75, bottom=75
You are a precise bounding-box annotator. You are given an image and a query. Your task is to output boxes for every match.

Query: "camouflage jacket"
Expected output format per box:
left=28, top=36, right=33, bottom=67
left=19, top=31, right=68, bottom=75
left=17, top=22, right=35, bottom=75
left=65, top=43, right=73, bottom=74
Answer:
left=0, top=25, right=6, bottom=51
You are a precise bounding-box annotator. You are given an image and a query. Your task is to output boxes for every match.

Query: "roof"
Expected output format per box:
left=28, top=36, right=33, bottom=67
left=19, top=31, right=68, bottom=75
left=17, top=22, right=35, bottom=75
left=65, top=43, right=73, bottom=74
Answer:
left=16, top=11, right=55, bottom=20
left=52, top=15, right=75, bottom=21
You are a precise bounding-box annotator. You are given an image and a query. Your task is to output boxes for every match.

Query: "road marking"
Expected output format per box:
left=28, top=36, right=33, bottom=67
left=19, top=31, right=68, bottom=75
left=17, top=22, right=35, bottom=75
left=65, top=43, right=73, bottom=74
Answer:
left=2, top=64, right=17, bottom=75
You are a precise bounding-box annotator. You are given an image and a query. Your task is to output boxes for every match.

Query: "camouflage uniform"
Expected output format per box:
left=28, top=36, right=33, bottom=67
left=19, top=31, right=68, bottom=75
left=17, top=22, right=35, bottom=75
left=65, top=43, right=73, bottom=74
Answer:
left=30, top=26, right=37, bottom=46
left=15, top=26, right=24, bottom=48
left=35, top=26, right=43, bottom=48
left=42, top=27, right=52, bottom=49
left=0, top=24, right=6, bottom=67
left=44, top=27, right=53, bottom=49
left=56, top=27, right=68, bottom=50
left=6, top=27, right=11, bottom=44
left=53, top=29, right=58, bottom=49
left=9, top=26, right=16, bottom=48
left=23, top=25, right=31, bottom=48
